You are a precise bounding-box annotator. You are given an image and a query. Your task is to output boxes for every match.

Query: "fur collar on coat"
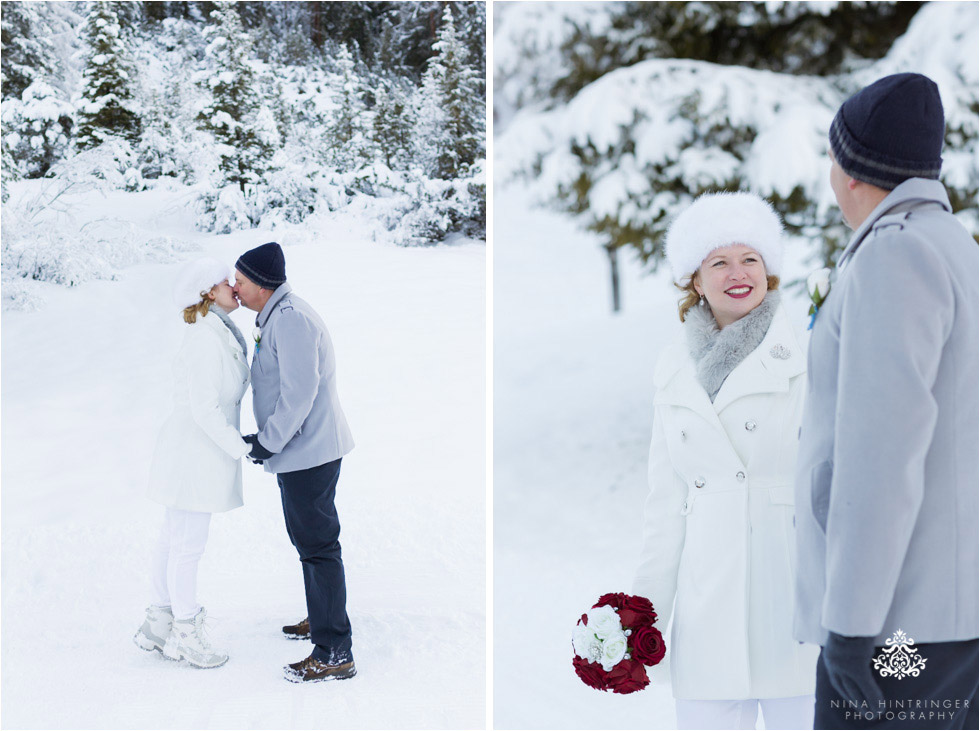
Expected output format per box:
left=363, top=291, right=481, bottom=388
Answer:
left=685, top=290, right=780, bottom=402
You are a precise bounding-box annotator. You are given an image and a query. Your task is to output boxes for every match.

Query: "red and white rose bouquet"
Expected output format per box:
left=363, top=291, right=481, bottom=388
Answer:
left=571, top=592, right=666, bottom=694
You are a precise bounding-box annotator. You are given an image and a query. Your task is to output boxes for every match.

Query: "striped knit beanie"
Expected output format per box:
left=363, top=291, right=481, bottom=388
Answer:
left=829, top=73, right=944, bottom=190
left=236, top=242, right=286, bottom=290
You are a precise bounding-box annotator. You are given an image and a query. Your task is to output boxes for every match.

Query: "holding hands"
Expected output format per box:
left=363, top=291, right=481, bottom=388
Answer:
left=243, top=434, right=274, bottom=464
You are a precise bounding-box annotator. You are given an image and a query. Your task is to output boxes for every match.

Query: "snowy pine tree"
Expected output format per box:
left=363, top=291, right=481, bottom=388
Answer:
left=1, top=81, right=74, bottom=178
left=371, top=78, right=414, bottom=170
left=415, top=7, right=484, bottom=180
left=1, top=1, right=58, bottom=101
left=325, top=43, right=368, bottom=172
left=75, top=1, right=141, bottom=151
left=197, top=0, right=272, bottom=192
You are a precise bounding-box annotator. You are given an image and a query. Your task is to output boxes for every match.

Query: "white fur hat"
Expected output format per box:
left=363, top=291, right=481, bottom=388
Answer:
left=173, top=257, right=234, bottom=309
left=664, top=192, right=784, bottom=283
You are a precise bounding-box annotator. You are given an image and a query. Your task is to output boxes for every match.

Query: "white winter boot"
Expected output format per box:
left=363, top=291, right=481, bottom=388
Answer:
left=162, top=607, right=228, bottom=669
left=133, top=605, right=174, bottom=653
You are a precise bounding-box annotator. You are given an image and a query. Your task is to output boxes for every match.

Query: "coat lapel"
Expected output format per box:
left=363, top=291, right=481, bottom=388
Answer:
left=712, top=304, right=805, bottom=413
left=653, top=344, right=726, bottom=429
left=202, top=312, right=250, bottom=371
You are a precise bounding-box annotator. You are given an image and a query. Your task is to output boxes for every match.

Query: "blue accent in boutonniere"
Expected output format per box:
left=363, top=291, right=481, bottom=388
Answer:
left=806, top=267, right=833, bottom=331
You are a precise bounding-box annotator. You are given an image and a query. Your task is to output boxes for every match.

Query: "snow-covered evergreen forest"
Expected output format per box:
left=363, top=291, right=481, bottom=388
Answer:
left=2, top=6, right=486, bottom=729
left=495, top=1, right=978, bottom=291
left=1, top=0, right=486, bottom=310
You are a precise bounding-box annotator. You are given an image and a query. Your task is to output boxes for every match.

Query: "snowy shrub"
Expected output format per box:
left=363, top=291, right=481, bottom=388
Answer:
left=366, top=163, right=485, bottom=246
left=50, top=137, right=143, bottom=191
left=1, top=160, right=198, bottom=310
left=124, top=165, right=144, bottom=192
left=1, top=143, right=17, bottom=203
left=0, top=81, right=74, bottom=178
left=249, top=168, right=319, bottom=228
left=195, top=183, right=251, bottom=234
left=0, top=278, right=46, bottom=312
left=2, top=212, right=193, bottom=291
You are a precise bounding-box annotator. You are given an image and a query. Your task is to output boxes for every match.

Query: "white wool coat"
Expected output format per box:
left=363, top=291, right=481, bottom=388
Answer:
left=633, top=303, right=820, bottom=700
left=147, top=310, right=251, bottom=513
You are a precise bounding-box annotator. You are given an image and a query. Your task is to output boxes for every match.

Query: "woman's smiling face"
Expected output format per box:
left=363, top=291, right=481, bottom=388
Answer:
left=694, top=244, right=768, bottom=329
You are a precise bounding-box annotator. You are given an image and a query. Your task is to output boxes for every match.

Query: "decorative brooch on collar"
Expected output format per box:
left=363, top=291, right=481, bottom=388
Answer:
left=770, top=344, right=791, bottom=360
left=806, top=267, right=832, bottom=331
left=253, top=326, right=262, bottom=353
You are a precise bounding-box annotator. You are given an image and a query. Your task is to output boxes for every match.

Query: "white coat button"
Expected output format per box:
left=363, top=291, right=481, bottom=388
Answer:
left=680, top=430, right=686, bottom=441
left=682, top=500, right=689, bottom=511
left=736, top=471, right=746, bottom=482
left=694, top=477, right=705, bottom=489
left=745, top=420, right=757, bottom=432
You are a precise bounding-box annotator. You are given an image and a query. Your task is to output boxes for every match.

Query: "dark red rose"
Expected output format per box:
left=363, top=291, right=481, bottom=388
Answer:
left=594, top=592, right=627, bottom=610
left=580, top=613, right=588, bottom=626
left=620, top=595, right=658, bottom=629
left=631, top=625, right=666, bottom=667
left=605, top=657, right=650, bottom=695
left=594, top=593, right=658, bottom=629
left=572, top=654, right=608, bottom=691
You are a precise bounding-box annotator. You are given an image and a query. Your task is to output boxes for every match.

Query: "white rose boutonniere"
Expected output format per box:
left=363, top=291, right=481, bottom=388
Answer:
left=253, top=326, right=262, bottom=353
left=807, top=268, right=832, bottom=331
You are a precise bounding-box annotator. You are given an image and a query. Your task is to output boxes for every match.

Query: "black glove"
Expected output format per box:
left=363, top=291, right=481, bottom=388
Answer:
left=243, top=434, right=274, bottom=463
left=823, top=631, right=885, bottom=708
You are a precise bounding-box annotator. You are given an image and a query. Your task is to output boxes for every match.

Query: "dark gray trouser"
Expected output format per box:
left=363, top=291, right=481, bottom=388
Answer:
left=815, top=639, right=978, bottom=729
left=277, top=458, right=353, bottom=664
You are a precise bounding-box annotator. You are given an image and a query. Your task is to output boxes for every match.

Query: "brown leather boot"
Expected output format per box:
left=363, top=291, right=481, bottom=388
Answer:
left=283, top=653, right=356, bottom=683
left=282, top=617, right=310, bottom=640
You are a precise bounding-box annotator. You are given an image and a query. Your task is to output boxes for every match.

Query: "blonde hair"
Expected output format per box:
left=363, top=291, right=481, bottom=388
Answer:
left=182, top=289, right=213, bottom=324
left=676, top=273, right=780, bottom=323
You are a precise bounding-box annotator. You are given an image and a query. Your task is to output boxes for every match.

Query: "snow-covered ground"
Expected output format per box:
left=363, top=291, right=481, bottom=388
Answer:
left=1, top=183, right=485, bottom=729
left=492, top=184, right=813, bottom=730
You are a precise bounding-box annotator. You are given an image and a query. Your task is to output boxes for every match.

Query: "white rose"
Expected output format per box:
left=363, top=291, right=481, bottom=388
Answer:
left=572, top=624, right=602, bottom=663
left=586, top=605, right=623, bottom=640
left=252, top=327, right=262, bottom=342
left=599, top=630, right=629, bottom=671
left=807, top=268, right=831, bottom=302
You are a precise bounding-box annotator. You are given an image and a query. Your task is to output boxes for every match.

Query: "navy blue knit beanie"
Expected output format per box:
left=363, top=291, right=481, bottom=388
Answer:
left=829, top=72, right=944, bottom=190
left=236, top=242, right=286, bottom=290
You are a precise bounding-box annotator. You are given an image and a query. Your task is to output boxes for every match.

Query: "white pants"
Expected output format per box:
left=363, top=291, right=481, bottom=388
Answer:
left=149, top=507, right=212, bottom=620
left=675, top=695, right=814, bottom=730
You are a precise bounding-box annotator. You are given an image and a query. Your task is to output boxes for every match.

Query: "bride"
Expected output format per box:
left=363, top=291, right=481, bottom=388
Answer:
left=634, top=193, right=819, bottom=730
left=133, top=257, right=251, bottom=669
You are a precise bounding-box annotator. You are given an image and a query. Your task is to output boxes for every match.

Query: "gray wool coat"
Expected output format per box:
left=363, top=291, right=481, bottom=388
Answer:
left=251, top=283, right=355, bottom=474
left=794, top=178, right=979, bottom=646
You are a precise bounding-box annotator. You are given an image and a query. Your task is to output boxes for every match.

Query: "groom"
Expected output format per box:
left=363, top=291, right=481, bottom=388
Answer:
left=232, top=242, right=357, bottom=683
left=795, top=73, right=978, bottom=728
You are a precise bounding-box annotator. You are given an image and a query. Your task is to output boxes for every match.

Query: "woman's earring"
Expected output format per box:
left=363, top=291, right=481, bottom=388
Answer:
left=699, top=294, right=706, bottom=305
